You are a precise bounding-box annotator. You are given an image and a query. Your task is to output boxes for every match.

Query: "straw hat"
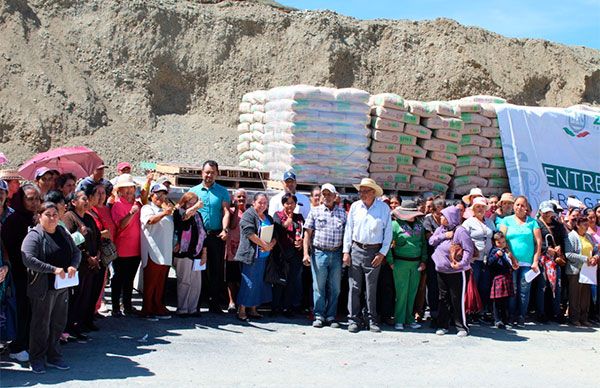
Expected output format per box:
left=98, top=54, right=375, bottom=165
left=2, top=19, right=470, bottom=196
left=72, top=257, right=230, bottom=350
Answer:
left=462, top=187, right=483, bottom=205
left=353, top=178, right=383, bottom=197
left=0, top=169, right=24, bottom=181
left=498, top=192, right=515, bottom=205
left=114, top=173, right=137, bottom=189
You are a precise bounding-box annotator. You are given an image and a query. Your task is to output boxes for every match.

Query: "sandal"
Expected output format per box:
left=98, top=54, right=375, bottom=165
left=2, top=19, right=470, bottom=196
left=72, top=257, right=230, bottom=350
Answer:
left=237, top=314, right=249, bottom=322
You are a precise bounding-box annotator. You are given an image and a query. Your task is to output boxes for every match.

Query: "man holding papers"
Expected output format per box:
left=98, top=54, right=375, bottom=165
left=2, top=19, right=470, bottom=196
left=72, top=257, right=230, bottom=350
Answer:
left=21, top=202, right=81, bottom=374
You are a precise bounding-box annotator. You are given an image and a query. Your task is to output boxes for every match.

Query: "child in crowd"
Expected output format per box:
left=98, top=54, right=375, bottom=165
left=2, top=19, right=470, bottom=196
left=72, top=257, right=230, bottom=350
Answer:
left=488, top=232, right=517, bottom=328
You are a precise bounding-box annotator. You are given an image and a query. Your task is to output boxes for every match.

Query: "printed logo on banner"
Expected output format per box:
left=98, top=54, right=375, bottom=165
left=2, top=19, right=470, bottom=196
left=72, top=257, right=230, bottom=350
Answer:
left=562, top=111, right=600, bottom=138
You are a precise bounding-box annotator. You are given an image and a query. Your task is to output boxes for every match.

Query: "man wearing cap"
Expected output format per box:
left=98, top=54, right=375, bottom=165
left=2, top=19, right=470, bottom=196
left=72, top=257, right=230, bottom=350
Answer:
left=34, top=167, right=59, bottom=197
left=189, top=160, right=230, bottom=313
left=110, top=162, right=132, bottom=185
left=343, top=178, right=393, bottom=333
left=268, top=171, right=310, bottom=220
left=77, top=162, right=113, bottom=197
left=303, top=183, right=347, bottom=328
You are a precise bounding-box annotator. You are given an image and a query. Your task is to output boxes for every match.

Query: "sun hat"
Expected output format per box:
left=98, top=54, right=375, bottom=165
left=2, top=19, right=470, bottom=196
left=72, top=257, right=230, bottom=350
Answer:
left=498, top=192, right=515, bottom=205
left=0, top=169, right=24, bottom=181
left=392, top=199, right=424, bottom=220
left=462, top=188, right=483, bottom=205
left=117, top=162, right=131, bottom=172
left=353, top=178, right=384, bottom=197
left=470, top=196, right=489, bottom=210
left=114, top=173, right=137, bottom=189
left=320, top=183, right=337, bottom=194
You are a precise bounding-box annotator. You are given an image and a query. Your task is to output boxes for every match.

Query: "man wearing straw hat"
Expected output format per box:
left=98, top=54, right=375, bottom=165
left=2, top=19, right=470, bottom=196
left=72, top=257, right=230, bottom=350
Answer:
left=343, top=178, right=393, bottom=333
left=0, top=170, right=24, bottom=207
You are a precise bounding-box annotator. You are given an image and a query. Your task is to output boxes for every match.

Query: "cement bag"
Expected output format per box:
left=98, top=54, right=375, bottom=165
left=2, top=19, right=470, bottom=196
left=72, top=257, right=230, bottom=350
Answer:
left=419, top=139, right=461, bottom=154
left=400, top=145, right=427, bottom=158
left=455, top=166, right=479, bottom=176
left=238, top=132, right=254, bottom=143
left=380, top=181, right=397, bottom=190
left=239, top=150, right=263, bottom=163
left=239, top=159, right=264, bottom=170
left=239, top=113, right=255, bottom=123
left=488, top=158, right=506, bottom=169
left=490, top=138, right=502, bottom=148
left=253, top=111, right=266, bottom=123
left=239, top=102, right=252, bottom=113
left=479, top=168, right=508, bottom=178
left=422, top=116, right=464, bottom=131
left=411, top=176, right=448, bottom=193
left=369, top=163, right=398, bottom=173
left=424, top=170, right=452, bottom=184
left=488, top=178, right=510, bottom=188
left=242, top=90, right=268, bottom=104
left=481, top=187, right=508, bottom=197
left=406, top=100, right=436, bottom=118
left=452, top=184, right=474, bottom=195
left=460, top=113, right=492, bottom=127
left=238, top=123, right=251, bottom=133
left=250, top=142, right=264, bottom=153
left=251, top=104, right=265, bottom=113
left=461, top=124, right=481, bottom=135
left=460, top=135, right=491, bottom=148
left=480, top=104, right=497, bottom=118
left=265, top=99, right=368, bottom=113
left=415, top=159, right=456, bottom=175
left=370, top=153, right=413, bottom=166
left=429, top=151, right=457, bottom=165
left=457, top=145, right=480, bottom=157
left=251, top=131, right=264, bottom=142
left=432, top=129, right=462, bottom=143
left=460, top=95, right=507, bottom=104
left=291, top=132, right=369, bottom=148
left=335, top=88, right=371, bottom=103
left=481, top=127, right=500, bottom=138
left=237, top=141, right=251, bottom=153
left=404, top=124, right=432, bottom=139
left=371, top=141, right=400, bottom=153
left=267, top=85, right=333, bottom=101
left=397, top=165, right=424, bottom=176
left=372, top=106, right=419, bottom=123
left=456, top=156, right=490, bottom=168
left=430, top=101, right=460, bottom=117
left=265, top=110, right=369, bottom=126
left=480, top=147, right=503, bottom=158
left=371, top=130, right=406, bottom=144
left=396, top=182, right=421, bottom=191
left=370, top=172, right=411, bottom=184
left=491, top=118, right=499, bottom=127
left=265, top=121, right=369, bottom=136
left=250, top=123, right=265, bottom=133
left=370, top=117, right=405, bottom=132
left=452, top=175, right=488, bottom=188
left=451, top=101, right=482, bottom=113
left=369, top=93, right=406, bottom=111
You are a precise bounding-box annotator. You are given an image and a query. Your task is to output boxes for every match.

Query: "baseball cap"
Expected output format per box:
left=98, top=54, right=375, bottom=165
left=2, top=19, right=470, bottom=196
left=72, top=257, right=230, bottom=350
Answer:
left=117, top=162, right=131, bottom=172
left=320, top=183, right=337, bottom=194
left=150, top=183, right=169, bottom=194
left=35, top=167, right=58, bottom=179
left=95, top=162, right=108, bottom=170
left=283, top=171, right=296, bottom=181
left=538, top=200, right=554, bottom=214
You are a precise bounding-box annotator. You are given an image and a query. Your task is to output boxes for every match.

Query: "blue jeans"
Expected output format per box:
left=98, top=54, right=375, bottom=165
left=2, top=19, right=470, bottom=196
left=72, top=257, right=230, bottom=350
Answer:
left=311, top=249, right=342, bottom=321
left=471, top=260, right=491, bottom=314
left=509, top=266, right=532, bottom=322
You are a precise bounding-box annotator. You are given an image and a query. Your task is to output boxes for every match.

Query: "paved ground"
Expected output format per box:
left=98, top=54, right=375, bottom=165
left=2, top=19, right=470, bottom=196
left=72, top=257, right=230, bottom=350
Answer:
left=1, top=307, right=599, bottom=387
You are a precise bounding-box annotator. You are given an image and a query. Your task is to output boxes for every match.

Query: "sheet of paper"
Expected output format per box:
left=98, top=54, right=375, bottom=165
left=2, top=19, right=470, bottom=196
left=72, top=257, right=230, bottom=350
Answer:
left=54, top=271, right=79, bottom=290
left=259, top=224, right=274, bottom=244
left=579, top=263, right=597, bottom=285
left=524, top=268, right=540, bottom=283
left=192, top=259, right=206, bottom=272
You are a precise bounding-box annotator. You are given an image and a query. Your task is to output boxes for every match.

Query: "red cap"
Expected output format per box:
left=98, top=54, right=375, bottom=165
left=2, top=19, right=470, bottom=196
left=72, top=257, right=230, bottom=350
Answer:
left=117, top=162, right=131, bottom=172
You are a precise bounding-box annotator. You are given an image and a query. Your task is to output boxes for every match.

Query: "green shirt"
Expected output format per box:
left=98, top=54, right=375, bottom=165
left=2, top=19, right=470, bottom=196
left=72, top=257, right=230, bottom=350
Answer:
left=189, top=182, right=230, bottom=231
left=386, top=219, right=427, bottom=264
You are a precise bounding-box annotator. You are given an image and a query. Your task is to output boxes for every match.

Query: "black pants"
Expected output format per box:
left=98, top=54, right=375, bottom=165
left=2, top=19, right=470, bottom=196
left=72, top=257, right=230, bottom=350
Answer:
left=10, top=272, right=30, bottom=353
left=493, top=297, right=509, bottom=324
left=204, top=233, right=225, bottom=308
left=29, top=289, right=68, bottom=364
left=111, top=256, right=141, bottom=311
left=377, top=262, right=395, bottom=321
left=437, top=271, right=469, bottom=332
left=68, top=266, right=102, bottom=328
left=426, top=257, right=439, bottom=318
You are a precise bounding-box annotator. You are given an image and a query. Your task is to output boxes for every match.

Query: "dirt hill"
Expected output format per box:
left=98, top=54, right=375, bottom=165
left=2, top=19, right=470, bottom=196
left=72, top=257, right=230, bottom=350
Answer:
left=1, top=0, right=598, bottom=170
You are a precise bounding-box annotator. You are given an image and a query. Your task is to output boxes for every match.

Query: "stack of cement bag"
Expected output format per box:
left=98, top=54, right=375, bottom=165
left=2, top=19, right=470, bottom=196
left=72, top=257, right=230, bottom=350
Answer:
left=261, top=85, right=371, bottom=184
left=238, top=90, right=268, bottom=170
left=368, top=94, right=427, bottom=191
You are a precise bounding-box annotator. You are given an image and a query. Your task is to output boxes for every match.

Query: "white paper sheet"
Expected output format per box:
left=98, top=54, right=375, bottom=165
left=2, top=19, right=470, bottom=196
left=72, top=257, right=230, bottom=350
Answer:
left=579, top=264, right=598, bottom=285
left=192, top=259, right=206, bottom=272
left=54, top=271, right=79, bottom=290
left=524, top=268, right=540, bottom=283
left=259, top=224, right=274, bottom=243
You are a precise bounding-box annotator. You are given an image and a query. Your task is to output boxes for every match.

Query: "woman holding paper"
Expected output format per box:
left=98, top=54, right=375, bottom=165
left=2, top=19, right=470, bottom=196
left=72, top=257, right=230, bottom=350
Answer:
left=21, top=202, right=81, bottom=373
left=499, top=196, right=542, bottom=327
left=564, top=215, right=598, bottom=327
left=234, top=193, right=276, bottom=321
left=173, top=191, right=207, bottom=317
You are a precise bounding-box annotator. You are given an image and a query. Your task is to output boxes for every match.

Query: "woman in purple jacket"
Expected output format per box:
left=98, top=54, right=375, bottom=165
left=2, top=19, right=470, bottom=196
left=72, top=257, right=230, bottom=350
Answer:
left=429, top=205, right=475, bottom=337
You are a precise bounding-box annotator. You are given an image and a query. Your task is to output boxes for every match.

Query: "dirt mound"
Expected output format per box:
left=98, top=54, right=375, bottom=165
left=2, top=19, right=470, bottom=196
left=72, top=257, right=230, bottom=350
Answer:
left=1, top=0, right=598, bottom=170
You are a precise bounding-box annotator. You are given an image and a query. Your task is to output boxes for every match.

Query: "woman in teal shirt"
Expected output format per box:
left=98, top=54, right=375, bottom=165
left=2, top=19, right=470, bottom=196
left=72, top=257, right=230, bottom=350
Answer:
left=499, top=196, right=542, bottom=327
left=386, top=200, right=427, bottom=331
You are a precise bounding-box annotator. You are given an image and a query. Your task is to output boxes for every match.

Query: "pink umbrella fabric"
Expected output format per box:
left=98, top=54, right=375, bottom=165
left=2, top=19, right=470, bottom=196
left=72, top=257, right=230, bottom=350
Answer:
left=19, top=146, right=104, bottom=180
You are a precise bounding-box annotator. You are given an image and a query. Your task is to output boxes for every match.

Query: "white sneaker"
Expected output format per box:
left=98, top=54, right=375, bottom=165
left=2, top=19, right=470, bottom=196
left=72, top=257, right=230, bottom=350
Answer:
left=410, top=322, right=422, bottom=329
left=9, top=350, right=29, bottom=362
left=457, top=330, right=469, bottom=338
left=435, top=328, right=448, bottom=336
left=394, top=323, right=404, bottom=330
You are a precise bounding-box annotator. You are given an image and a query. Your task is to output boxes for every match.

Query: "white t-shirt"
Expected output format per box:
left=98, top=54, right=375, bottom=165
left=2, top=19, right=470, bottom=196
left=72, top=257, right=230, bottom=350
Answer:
left=268, top=191, right=311, bottom=220
left=141, top=202, right=174, bottom=267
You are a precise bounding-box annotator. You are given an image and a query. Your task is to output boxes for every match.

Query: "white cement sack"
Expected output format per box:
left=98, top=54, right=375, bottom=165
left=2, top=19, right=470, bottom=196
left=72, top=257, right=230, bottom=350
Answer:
left=253, top=111, right=266, bottom=123
left=371, top=106, right=419, bottom=123
left=265, top=99, right=368, bottom=113
left=455, top=166, right=479, bottom=176
left=335, top=88, right=371, bottom=103
left=238, top=123, right=251, bottom=133
left=481, top=126, right=500, bottom=138
left=267, top=85, right=334, bottom=101
left=419, top=139, right=461, bottom=154
left=370, top=117, right=405, bottom=132
left=480, top=147, right=504, bottom=158
left=460, top=95, right=507, bottom=104
left=456, top=156, right=490, bottom=168
left=264, top=121, right=369, bottom=136
left=250, top=142, right=264, bottom=153
left=265, top=110, right=369, bottom=126
left=369, top=93, right=406, bottom=110
left=369, top=163, right=398, bottom=173
left=239, top=150, right=263, bottom=162
left=397, top=165, right=424, bottom=176
left=422, top=116, right=464, bottom=130
left=415, top=159, right=455, bottom=175
left=251, top=104, right=265, bottom=113
left=238, top=132, right=254, bottom=143
left=400, top=145, right=427, bottom=158
left=432, top=129, right=462, bottom=143
left=406, top=100, right=436, bottom=118
left=430, top=101, right=460, bottom=117
left=479, top=168, right=508, bottom=178
left=404, top=124, right=432, bottom=139
left=239, top=113, right=255, bottom=123
left=237, top=141, right=251, bottom=153
left=250, top=123, right=265, bottom=133
left=424, top=170, right=452, bottom=184
left=370, top=172, right=411, bottom=184
left=242, top=90, right=268, bottom=104
left=460, top=113, right=492, bottom=127
left=457, top=145, right=480, bottom=157
left=460, top=135, right=491, bottom=148
left=461, top=124, right=481, bottom=135
left=370, top=141, right=400, bottom=153
left=239, top=102, right=252, bottom=113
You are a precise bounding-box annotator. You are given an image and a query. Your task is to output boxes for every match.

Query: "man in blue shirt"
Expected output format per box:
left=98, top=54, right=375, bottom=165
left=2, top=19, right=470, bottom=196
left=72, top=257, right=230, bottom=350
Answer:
left=189, top=160, right=231, bottom=313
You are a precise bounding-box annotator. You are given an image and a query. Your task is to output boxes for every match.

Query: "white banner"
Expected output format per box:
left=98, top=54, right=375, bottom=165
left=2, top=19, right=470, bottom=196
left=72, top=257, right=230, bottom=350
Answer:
left=496, top=105, right=600, bottom=212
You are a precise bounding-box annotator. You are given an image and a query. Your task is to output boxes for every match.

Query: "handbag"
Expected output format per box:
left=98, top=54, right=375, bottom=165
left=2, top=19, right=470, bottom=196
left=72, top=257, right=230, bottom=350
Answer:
left=100, top=238, right=118, bottom=266
left=264, top=254, right=288, bottom=286
left=464, top=270, right=483, bottom=314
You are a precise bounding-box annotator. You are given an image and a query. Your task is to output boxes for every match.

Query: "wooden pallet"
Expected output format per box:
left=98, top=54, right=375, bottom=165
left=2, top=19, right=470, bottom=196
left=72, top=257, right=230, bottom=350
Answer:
left=266, top=180, right=358, bottom=194
left=165, top=174, right=268, bottom=190
left=156, top=163, right=270, bottom=181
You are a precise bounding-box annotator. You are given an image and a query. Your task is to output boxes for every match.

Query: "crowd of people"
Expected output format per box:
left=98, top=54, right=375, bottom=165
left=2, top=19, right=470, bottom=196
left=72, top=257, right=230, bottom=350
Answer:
left=0, top=161, right=599, bottom=374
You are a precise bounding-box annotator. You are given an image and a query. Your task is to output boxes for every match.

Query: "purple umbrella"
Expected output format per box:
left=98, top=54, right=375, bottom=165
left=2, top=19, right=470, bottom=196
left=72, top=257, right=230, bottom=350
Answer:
left=19, top=146, right=104, bottom=180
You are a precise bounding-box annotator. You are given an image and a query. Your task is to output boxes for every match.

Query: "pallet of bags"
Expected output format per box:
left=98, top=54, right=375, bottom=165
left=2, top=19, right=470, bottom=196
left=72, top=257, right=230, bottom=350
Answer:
left=238, top=90, right=268, bottom=170
left=261, top=85, right=371, bottom=185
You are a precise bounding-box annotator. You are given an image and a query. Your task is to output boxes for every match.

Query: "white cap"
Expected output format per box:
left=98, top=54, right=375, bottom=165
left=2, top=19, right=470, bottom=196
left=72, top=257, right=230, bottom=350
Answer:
left=320, top=183, right=337, bottom=194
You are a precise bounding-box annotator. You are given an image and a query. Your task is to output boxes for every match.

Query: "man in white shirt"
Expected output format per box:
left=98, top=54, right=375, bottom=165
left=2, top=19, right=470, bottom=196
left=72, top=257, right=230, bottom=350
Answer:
left=343, top=178, right=393, bottom=333
left=268, top=171, right=310, bottom=220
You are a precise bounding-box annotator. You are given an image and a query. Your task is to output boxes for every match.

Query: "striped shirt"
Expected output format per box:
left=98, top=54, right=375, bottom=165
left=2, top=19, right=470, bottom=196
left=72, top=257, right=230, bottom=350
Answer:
left=304, top=204, right=347, bottom=251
